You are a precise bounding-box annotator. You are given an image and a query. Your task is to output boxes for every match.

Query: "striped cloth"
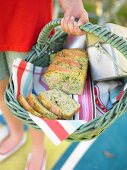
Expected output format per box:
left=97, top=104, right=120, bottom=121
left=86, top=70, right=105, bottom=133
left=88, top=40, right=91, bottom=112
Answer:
left=94, top=80, right=126, bottom=116
left=12, top=58, right=95, bottom=145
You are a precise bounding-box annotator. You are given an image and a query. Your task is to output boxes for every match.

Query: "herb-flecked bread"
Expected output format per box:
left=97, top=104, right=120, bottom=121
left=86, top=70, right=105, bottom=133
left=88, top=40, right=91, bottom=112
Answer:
left=18, top=94, right=43, bottom=117
left=27, top=93, right=58, bottom=120
left=44, top=48, right=88, bottom=95
left=38, top=89, right=80, bottom=119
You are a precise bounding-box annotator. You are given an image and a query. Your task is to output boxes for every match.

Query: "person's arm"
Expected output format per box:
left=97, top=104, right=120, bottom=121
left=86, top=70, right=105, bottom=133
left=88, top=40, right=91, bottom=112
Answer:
left=59, top=0, right=89, bottom=35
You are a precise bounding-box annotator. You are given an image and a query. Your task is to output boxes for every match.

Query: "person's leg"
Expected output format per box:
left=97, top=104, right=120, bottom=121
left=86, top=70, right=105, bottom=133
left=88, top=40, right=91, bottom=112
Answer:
left=7, top=52, right=46, bottom=169
left=0, top=52, right=24, bottom=153
left=0, top=52, right=46, bottom=168
left=0, top=78, right=24, bottom=153
left=28, top=128, right=46, bottom=170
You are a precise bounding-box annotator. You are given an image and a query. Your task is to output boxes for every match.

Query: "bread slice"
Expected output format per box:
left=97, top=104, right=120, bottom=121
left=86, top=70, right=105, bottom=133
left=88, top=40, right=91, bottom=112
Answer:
left=44, top=48, right=88, bottom=95
left=38, top=89, right=80, bottom=119
left=18, top=94, right=43, bottom=117
left=27, top=93, right=58, bottom=120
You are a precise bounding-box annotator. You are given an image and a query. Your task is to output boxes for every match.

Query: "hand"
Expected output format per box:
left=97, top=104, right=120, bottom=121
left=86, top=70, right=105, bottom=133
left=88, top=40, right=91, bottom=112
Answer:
left=61, top=1, right=89, bottom=35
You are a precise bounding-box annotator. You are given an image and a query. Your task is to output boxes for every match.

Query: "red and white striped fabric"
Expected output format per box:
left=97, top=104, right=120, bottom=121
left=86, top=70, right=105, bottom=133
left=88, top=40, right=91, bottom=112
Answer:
left=12, top=58, right=95, bottom=145
left=94, top=81, right=124, bottom=116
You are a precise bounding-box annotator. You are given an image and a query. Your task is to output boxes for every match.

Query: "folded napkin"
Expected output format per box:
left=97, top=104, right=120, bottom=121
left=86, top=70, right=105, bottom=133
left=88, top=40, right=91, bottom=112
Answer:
left=12, top=58, right=96, bottom=145
left=87, top=23, right=127, bottom=81
left=94, top=80, right=124, bottom=116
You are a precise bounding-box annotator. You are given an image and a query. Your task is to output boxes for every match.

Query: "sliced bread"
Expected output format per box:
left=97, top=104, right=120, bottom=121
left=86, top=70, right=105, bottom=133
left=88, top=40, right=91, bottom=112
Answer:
left=18, top=94, right=43, bottom=117
left=38, top=89, right=80, bottom=119
left=27, top=93, right=58, bottom=120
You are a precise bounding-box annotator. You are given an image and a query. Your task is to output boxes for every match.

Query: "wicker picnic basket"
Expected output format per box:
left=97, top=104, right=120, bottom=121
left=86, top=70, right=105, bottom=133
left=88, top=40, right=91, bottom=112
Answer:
left=5, top=18, right=127, bottom=142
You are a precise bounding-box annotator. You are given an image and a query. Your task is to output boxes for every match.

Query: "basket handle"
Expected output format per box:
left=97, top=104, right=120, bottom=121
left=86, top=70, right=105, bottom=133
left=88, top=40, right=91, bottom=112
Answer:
left=37, top=18, right=127, bottom=58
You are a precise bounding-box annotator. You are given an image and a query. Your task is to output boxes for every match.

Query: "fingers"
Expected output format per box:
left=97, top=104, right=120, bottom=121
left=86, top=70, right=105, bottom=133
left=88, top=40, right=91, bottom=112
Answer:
left=61, top=11, right=89, bottom=36
left=80, top=12, right=89, bottom=24
left=61, top=16, right=75, bottom=35
left=73, top=20, right=83, bottom=36
left=73, top=13, right=89, bottom=35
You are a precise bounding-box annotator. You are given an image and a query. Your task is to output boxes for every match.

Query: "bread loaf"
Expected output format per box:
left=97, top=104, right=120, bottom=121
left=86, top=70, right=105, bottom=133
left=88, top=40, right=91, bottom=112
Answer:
left=44, top=48, right=88, bottom=95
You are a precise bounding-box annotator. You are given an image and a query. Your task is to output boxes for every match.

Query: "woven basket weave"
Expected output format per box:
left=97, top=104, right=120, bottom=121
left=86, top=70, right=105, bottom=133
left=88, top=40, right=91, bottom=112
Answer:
left=5, top=18, right=127, bottom=142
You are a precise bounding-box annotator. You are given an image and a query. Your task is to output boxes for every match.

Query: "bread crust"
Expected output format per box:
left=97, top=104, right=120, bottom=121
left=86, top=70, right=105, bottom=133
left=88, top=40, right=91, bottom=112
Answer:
left=27, top=93, right=58, bottom=120
left=17, top=94, right=43, bottom=117
left=56, top=48, right=87, bottom=58
left=52, top=56, right=81, bottom=67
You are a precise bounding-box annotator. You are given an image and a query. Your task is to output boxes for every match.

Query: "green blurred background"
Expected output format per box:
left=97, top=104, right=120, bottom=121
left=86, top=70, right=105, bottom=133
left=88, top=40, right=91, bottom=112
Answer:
left=56, top=0, right=127, bottom=26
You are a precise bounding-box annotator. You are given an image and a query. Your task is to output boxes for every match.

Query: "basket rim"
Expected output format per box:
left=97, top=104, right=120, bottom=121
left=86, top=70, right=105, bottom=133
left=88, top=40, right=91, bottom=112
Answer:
left=4, top=19, right=127, bottom=141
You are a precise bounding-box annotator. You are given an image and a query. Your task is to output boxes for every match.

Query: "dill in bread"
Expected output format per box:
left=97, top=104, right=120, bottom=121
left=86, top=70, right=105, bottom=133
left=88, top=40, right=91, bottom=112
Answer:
left=38, top=89, right=80, bottom=120
left=44, top=48, right=88, bottom=95
left=18, top=94, right=43, bottom=117
left=27, top=93, right=58, bottom=120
